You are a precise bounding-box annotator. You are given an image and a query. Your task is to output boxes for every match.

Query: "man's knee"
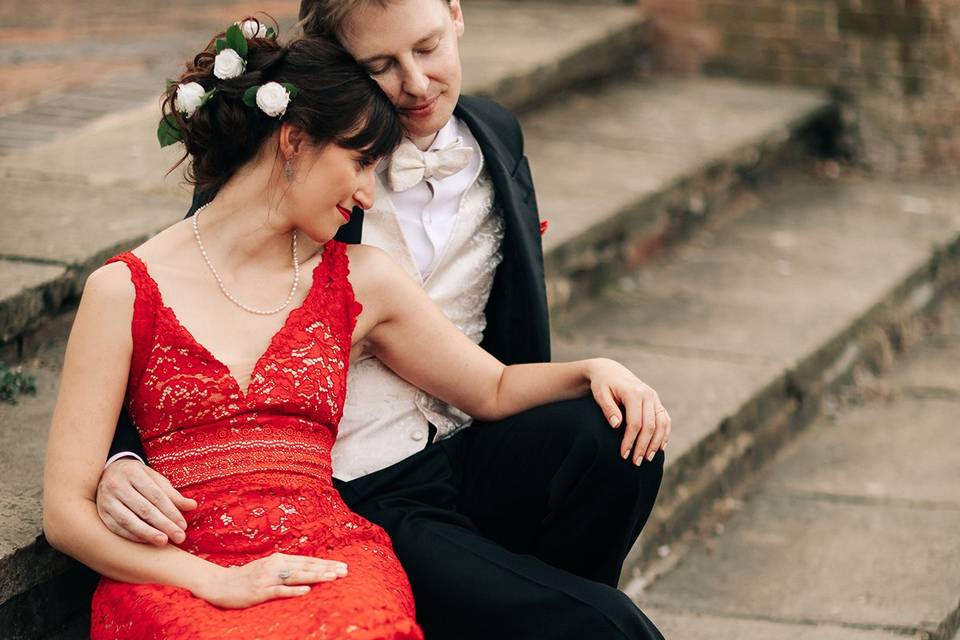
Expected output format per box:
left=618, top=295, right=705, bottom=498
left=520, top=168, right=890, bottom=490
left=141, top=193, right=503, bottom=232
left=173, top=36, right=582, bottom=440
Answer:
left=553, top=398, right=664, bottom=498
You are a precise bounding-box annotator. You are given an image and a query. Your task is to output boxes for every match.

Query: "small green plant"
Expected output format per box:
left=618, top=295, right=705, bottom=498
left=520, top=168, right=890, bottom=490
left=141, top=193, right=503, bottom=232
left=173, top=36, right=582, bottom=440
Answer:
left=0, top=362, right=36, bottom=404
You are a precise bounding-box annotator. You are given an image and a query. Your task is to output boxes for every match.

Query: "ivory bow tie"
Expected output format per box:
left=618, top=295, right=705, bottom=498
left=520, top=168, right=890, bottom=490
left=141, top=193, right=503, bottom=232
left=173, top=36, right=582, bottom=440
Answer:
left=387, top=137, right=473, bottom=192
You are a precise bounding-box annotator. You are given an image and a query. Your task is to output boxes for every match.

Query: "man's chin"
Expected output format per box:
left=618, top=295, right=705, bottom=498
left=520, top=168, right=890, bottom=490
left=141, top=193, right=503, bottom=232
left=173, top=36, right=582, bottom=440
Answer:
left=401, top=104, right=456, bottom=140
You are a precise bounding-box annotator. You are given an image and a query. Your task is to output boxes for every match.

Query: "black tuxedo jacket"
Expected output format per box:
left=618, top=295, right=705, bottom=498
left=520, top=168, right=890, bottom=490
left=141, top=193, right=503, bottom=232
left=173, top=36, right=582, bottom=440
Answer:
left=109, top=94, right=550, bottom=458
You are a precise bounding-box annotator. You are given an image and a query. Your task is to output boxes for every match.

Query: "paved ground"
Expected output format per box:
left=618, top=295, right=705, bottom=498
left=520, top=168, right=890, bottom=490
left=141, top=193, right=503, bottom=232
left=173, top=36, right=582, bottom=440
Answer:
left=635, top=294, right=960, bottom=639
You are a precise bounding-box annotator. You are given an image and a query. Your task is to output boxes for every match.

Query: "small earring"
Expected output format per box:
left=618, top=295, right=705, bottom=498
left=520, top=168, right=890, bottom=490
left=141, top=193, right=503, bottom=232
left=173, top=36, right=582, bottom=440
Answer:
left=283, top=159, right=295, bottom=180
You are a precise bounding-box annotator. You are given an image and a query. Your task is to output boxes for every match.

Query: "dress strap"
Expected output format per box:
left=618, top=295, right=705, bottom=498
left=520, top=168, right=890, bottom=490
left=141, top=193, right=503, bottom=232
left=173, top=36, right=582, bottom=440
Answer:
left=321, top=241, right=364, bottom=332
left=103, top=252, right=161, bottom=393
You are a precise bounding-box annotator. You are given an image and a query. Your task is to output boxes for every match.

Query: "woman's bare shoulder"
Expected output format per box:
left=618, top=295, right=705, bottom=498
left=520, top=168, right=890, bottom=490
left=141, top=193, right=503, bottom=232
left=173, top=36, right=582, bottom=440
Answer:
left=128, top=218, right=193, bottom=265
left=345, top=244, right=402, bottom=286
left=84, top=261, right=136, bottom=302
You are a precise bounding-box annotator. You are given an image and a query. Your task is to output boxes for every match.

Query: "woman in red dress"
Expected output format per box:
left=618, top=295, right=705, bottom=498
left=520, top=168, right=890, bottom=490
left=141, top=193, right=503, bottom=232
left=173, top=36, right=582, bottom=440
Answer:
left=43, top=22, right=664, bottom=640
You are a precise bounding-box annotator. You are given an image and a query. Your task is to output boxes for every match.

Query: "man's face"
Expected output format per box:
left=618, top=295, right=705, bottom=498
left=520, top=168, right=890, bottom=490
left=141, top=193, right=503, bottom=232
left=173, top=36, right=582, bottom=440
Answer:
left=340, top=0, right=464, bottom=144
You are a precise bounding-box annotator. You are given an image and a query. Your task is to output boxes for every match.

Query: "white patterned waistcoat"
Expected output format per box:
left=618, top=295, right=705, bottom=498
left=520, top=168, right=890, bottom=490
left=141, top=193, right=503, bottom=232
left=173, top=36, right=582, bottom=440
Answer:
left=331, top=158, right=504, bottom=481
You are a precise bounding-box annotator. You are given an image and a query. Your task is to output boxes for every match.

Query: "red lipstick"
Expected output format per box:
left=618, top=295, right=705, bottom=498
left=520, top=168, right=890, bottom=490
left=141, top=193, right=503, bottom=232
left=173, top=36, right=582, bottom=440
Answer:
left=337, top=206, right=352, bottom=222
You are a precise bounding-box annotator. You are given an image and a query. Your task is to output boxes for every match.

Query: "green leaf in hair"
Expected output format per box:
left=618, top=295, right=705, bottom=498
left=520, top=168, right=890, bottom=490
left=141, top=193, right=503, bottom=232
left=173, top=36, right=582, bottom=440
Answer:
left=225, top=24, right=248, bottom=58
left=242, top=85, right=259, bottom=108
left=157, top=115, right=184, bottom=148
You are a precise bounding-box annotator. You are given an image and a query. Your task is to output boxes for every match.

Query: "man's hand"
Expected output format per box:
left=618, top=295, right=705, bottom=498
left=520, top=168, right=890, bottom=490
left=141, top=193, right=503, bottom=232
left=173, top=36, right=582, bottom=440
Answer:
left=587, top=358, right=671, bottom=465
left=96, top=458, right=198, bottom=545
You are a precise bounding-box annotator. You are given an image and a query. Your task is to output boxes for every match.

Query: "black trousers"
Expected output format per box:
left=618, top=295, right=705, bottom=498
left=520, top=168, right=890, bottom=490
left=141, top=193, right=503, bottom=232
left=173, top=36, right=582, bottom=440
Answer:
left=334, top=397, right=665, bottom=640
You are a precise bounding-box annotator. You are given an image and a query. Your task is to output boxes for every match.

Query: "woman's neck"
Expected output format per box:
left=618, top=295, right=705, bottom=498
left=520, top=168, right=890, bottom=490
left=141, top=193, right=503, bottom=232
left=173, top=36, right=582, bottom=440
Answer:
left=195, top=166, right=320, bottom=273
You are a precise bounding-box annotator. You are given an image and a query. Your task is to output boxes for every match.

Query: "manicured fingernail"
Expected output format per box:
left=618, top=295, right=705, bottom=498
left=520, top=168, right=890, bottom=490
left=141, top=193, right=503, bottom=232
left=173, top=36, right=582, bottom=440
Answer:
left=153, top=534, right=166, bottom=545
left=634, top=455, right=643, bottom=466
left=324, top=572, right=337, bottom=579
left=622, top=449, right=629, bottom=460
left=171, top=530, right=185, bottom=543
left=298, top=586, right=311, bottom=594
left=335, top=566, right=347, bottom=576
left=647, top=450, right=656, bottom=461
left=609, top=415, right=621, bottom=428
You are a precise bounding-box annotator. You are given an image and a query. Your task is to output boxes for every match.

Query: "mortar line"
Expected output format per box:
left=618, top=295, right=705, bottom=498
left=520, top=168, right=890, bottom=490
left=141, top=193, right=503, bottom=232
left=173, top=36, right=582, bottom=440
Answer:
left=898, top=386, right=960, bottom=403
left=0, top=254, right=70, bottom=268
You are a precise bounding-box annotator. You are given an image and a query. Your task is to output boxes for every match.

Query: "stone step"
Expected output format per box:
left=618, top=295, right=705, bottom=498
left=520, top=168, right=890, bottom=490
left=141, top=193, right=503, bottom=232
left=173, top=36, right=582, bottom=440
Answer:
left=552, top=171, right=960, bottom=576
left=521, top=77, right=833, bottom=309
left=636, top=295, right=960, bottom=639
left=0, top=0, right=644, bottom=153
left=0, top=0, right=649, bottom=352
left=0, top=75, right=832, bottom=357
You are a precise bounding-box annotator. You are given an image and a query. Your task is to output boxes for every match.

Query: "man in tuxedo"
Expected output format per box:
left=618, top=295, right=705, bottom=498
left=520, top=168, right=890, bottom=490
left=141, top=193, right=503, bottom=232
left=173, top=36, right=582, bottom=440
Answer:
left=95, top=0, right=668, bottom=637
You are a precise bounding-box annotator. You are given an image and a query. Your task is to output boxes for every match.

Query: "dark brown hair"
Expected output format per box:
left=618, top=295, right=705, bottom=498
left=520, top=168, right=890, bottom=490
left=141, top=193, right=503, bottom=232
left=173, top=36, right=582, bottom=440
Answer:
left=161, top=17, right=403, bottom=192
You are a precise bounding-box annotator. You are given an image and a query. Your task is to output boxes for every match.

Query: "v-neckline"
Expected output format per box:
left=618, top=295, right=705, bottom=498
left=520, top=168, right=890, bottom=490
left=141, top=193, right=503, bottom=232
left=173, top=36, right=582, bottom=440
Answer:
left=129, top=244, right=329, bottom=399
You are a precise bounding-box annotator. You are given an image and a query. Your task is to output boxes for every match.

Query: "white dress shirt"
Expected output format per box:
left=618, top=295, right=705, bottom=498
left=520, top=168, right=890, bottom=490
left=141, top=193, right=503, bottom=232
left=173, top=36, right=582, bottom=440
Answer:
left=387, top=117, right=483, bottom=279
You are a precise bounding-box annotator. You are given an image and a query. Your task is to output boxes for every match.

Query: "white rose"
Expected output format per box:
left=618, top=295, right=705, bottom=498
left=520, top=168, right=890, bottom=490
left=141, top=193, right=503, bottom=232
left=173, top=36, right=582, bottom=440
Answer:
left=238, top=19, right=268, bottom=39
left=214, top=49, right=246, bottom=80
left=256, top=82, right=291, bottom=117
left=174, top=82, right=205, bottom=117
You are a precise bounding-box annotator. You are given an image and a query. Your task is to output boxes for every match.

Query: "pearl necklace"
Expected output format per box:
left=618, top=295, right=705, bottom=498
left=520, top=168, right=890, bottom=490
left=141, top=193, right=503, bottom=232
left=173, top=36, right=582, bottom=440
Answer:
left=192, top=203, right=300, bottom=316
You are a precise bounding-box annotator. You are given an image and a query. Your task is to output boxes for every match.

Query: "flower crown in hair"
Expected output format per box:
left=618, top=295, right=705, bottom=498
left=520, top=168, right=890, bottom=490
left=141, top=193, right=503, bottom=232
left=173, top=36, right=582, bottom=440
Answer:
left=157, top=21, right=298, bottom=148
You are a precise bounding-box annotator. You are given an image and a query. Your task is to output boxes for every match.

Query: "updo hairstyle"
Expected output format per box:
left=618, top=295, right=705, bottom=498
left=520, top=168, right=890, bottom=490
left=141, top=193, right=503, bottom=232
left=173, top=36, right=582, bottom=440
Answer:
left=161, top=17, right=403, bottom=192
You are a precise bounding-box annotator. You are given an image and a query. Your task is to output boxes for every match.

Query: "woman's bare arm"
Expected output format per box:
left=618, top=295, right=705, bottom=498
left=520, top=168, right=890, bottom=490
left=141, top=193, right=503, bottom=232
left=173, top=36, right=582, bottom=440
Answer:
left=349, top=246, right=671, bottom=461
left=43, top=264, right=221, bottom=593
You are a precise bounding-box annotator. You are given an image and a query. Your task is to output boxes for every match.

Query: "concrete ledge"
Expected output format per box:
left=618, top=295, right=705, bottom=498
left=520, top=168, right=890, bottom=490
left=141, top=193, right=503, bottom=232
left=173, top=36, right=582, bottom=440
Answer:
left=525, top=78, right=835, bottom=311
left=552, top=173, right=960, bottom=590
left=637, top=236, right=960, bottom=572
left=0, top=261, right=69, bottom=345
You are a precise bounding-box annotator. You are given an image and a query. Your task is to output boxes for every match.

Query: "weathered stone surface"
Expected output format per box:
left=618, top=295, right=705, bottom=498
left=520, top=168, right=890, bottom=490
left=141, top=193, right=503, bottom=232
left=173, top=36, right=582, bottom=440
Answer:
left=642, top=607, right=905, bottom=640
left=761, top=399, right=960, bottom=506
left=555, top=177, right=960, bottom=363
left=885, top=335, right=960, bottom=394
left=642, top=492, right=960, bottom=631
left=641, top=299, right=960, bottom=636
left=523, top=79, right=830, bottom=254
left=0, top=347, right=64, bottom=580
left=552, top=338, right=778, bottom=466
left=0, top=261, right=68, bottom=343
left=461, top=1, right=643, bottom=109
left=0, top=176, right=184, bottom=266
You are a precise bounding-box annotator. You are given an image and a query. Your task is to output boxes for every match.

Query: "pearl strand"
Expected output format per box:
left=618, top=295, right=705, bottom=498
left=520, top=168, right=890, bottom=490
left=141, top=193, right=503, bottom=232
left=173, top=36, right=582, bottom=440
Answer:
left=192, top=203, right=300, bottom=316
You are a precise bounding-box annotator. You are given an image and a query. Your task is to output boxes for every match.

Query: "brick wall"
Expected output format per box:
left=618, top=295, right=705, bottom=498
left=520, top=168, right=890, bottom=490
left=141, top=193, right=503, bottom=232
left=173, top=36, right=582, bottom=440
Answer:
left=641, top=0, right=960, bottom=173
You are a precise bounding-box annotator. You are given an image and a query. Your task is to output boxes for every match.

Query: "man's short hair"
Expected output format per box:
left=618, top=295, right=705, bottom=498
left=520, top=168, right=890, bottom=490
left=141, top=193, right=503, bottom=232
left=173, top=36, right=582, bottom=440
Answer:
left=298, top=0, right=449, bottom=40
left=298, top=0, right=394, bottom=39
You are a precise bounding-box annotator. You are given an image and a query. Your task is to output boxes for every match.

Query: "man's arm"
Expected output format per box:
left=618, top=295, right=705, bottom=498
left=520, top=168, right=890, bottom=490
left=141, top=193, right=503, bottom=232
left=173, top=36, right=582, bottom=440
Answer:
left=106, top=407, right=147, bottom=463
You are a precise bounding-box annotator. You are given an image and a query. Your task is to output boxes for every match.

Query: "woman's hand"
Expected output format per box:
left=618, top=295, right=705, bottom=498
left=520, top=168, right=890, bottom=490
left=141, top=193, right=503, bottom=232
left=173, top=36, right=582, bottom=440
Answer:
left=197, top=553, right=348, bottom=609
left=587, top=358, right=671, bottom=465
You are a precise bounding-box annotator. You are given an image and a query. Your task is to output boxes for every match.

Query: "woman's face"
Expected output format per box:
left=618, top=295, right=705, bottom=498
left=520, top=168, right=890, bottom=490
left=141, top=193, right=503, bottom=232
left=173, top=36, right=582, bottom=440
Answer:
left=283, top=141, right=378, bottom=243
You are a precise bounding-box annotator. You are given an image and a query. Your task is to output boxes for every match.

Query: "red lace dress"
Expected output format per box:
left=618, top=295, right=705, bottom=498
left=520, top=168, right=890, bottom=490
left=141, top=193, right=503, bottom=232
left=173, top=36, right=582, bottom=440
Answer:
left=90, top=242, right=423, bottom=640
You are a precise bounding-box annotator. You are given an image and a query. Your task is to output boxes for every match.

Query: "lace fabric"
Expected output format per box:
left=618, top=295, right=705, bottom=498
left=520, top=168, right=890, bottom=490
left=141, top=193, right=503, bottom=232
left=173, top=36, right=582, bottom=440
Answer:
left=91, top=242, right=423, bottom=639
